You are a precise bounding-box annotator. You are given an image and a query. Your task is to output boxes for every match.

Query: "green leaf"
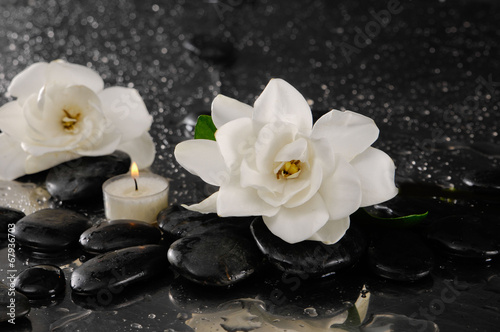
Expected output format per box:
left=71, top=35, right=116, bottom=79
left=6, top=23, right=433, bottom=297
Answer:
left=194, top=115, right=217, bottom=141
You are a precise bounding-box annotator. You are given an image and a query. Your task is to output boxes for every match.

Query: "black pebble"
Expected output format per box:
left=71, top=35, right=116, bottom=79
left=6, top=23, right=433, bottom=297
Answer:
left=0, top=207, right=25, bottom=233
left=427, top=215, right=500, bottom=259
left=13, top=209, right=91, bottom=252
left=45, top=151, right=131, bottom=201
left=71, top=245, right=168, bottom=295
left=0, top=282, right=30, bottom=323
left=14, top=265, right=65, bottom=300
left=368, top=229, right=434, bottom=282
left=168, top=231, right=262, bottom=286
left=158, top=205, right=253, bottom=241
left=462, top=169, right=500, bottom=192
left=250, top=217, right=366, bottom=277
left=79, top=219, right=161, bottom=254
left=157, top=205, right=217, bottom=241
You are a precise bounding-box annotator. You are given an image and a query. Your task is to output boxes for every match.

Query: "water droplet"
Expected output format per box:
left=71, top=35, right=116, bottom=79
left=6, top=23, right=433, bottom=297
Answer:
left=177, top=312, right=189, bottom=320
left=303, top=307, right=318, bottom=317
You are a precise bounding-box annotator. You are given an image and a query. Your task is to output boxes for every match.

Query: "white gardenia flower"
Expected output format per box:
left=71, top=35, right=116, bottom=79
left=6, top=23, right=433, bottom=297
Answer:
left=175, top=78, right=398, bottom=245
left=0, top=60, right=156, bottom=180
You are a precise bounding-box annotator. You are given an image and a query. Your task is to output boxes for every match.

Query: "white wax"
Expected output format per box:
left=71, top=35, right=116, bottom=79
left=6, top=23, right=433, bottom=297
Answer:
left=102, top=173, right=169, bottom=223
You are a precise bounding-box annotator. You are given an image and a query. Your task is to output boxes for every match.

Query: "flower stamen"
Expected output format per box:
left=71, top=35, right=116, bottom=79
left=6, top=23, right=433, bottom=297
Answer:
left=62, top=108, right=81, bottom=133
left=276, top=160, right=301, bottom=179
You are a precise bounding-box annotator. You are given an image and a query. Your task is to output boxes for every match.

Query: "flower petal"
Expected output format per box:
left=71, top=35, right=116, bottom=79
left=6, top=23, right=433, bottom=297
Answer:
left=283, top=161, right=323, bottom=208
left=319, top=158, right=362, bottom=220
left=217, top=179, right=280, bottom=217
left=76, top=129, right=121, bottom=156
left=0, top=101, right=26, bottom=141
left=211, top=94, right=253, bottom=129
left=25, top=151, right=80, bottom=175
left=8, top=62, right=48, bottom=104
left=0, top=134, right=28, bottom=180
left=274, top=137, right=308, bottom=162
left=117, top=132, right=156, bottom=169
left=174, top=139, right=228, bottom=186
left=240, top=158, right=284, bottom=193
left=253, top=79, right=312, bottom=135
left=350, top=147, right=398, bottom=207
left=183, top=192, right=218, bottom=214
left=263, top=193, right=329, bottom=244
left=46, top=60, right=104, bottom=93
left=307, top=217, right=350, bottom=245
left=254, top=122, right=297, bottom=174
left=99, top=87, right=153, bottom=140
left=215, top=117, right=254, bottom=171
left=311, top=110, right=379, bottom=161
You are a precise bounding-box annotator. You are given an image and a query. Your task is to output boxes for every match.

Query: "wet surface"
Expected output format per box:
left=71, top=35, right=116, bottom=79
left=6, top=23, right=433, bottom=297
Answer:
left=0, top=0, right=500, bottom=331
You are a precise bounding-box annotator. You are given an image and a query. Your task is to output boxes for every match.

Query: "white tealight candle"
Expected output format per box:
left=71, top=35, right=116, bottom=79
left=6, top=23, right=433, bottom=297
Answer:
left=102, top=163, right=169, bottom=223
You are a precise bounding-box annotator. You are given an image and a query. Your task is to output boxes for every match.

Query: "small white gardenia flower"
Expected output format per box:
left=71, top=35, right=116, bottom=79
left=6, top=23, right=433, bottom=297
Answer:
left=175, top=78, right=398, bottom=244
left=0, top=60, right=155, bottom=180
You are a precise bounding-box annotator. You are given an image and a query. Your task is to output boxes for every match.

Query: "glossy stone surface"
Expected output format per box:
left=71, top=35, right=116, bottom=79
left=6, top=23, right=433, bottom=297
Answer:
left=14, top=264, right=65, bottom=300
left=462, top=169, right=500, bottom=192
left=0, top=0, right=499, bottom=330
left=251, top=218, right=366, bottom=276
left=71, top=245, right=168, bottom=295
left=0, top=207, right=25, bottom=233
left=79, top=219, right=161, bottom=254
left=427, top=215, right=500, bottom=259
left=0, top=282, right=30, bottom=323
left=168, top=231, right=262, bottom=286
left=368, top=230, right=434, bottom=282
left=13, top=209, right=92, bottom=252
left=0, top=317, right=32, bottom=332
left=45, top=151, right=131, bottom=201
left=158, top=205, right=254, bottom=242
left=157, top=205, right=218, bottom=240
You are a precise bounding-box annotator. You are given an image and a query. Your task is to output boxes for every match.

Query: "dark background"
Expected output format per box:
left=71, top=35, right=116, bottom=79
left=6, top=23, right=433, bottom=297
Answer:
left=0, top=0, right=499, bottom=331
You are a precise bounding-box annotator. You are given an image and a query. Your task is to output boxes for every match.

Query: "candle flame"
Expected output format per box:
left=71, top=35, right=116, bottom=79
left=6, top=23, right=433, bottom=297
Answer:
left=131, top=162, right=139, bottom=178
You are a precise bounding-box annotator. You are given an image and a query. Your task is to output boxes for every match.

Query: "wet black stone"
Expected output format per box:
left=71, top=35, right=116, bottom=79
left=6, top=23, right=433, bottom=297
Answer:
left=368, top=230, right=434, bottom=282
left=72, top=276, right=173, bottom=311
left=157, top=205, right=217, bottom=240
left=79, top=219, right=161, bottom=254
left=158, top=205, right=253, bottom=241
left=45, top=151, right=131, bottom=201
left=462, top=169, right=500, bottom=192
left=0, top=317, right=32, bottom=332
left=427, top=215, right=500, bottom=259
left=14, top=265, right=65, bottom=300
left=0, top=282, right=30, bottom=323
left=168, top=231, right=262, bottom=286
left=251, top=217, right=366, bottom=277
left=71, top=245, right=168, bottom=295
left=0, top=207, right=25, bottom=233
left=13, top=209, right=91, bottom=252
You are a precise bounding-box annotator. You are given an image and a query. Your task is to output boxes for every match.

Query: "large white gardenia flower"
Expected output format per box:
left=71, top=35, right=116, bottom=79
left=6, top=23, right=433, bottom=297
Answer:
left=175, top=79, right=398, bottom=244
left=0, top=60, right=155, bottom=180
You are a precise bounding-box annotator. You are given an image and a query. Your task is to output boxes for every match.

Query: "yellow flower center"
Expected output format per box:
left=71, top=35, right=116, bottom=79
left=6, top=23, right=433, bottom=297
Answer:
left=276, top=160, right=301, bottom=179
left=61, top=108, right=81, bottom=133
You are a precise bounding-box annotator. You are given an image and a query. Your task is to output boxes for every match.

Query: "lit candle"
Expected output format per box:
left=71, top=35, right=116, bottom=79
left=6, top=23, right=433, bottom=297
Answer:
left=102, top=162, right=169, bottom=223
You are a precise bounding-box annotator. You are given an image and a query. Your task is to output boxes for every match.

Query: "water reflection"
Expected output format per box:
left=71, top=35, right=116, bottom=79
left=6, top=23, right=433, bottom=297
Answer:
left=177, top=285, right=371, bottom=331
left=0, top=180, right=52, bottom=214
